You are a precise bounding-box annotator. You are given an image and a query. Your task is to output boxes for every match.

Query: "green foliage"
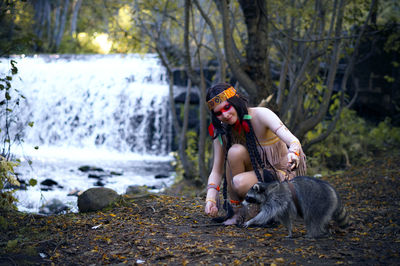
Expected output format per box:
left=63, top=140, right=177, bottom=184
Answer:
left=185, top=130, right=199, bottom=168
left=0, top=156, right=19, bottom=210
left=369, top=117, right=400, bottom=151
left=0, top=60, right=37, bottom=210
left=0, top=1, right=37, bottom=55
left=306, top=108, right=400, bottom=175
left=171, top=129, right=212, bottom=185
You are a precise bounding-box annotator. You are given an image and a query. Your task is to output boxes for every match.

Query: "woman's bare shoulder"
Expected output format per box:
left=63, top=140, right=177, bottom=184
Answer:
left=249, top=107, right=281, bottom=129
left=249, top=107, right=274, bottom=117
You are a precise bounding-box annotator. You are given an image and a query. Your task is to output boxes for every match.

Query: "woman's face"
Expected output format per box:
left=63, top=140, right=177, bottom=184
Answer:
left=212, top=100, right=238, bottom=125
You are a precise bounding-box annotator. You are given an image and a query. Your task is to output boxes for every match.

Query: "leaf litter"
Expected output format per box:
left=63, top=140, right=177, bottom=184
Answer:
left=0, top=152, right=399, bottom=265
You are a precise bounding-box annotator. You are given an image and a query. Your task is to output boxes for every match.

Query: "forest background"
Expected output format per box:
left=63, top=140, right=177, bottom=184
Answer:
left=1, top=0, right=400, bottom=207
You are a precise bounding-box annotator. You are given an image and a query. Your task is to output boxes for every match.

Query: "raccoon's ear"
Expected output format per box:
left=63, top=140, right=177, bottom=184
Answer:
left=253, top=183, right=265, bottom=193
left=253, top=183, right=260, bottom=192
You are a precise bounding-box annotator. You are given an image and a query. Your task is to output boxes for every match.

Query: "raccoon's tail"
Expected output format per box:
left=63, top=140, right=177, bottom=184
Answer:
left=333, top=204, right=350, bottom=228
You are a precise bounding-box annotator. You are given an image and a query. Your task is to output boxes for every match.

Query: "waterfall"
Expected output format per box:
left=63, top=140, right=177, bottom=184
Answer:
left=0, top=54, right=175, bottom=213
left=1, top=54, right=172, bottom=155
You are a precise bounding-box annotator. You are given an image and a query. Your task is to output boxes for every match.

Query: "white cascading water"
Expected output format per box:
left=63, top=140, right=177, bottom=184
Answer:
left=0, top=54, right=175, bottom=213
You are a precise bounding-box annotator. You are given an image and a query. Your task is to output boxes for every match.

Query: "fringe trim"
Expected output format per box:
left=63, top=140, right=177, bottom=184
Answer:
left=259, top=140, right=307, bottom=181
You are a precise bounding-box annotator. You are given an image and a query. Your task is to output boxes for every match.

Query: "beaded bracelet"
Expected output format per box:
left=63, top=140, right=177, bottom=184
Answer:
left=230, top=200, right=242, bottom=209
left=230, top=199, right=241, bottom=206
left=207, top=183, right=220, bottom=191
left=206, top=198, right=217, bottom=204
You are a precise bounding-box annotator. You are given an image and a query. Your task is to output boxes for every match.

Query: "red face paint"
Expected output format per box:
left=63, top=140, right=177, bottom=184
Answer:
left=213, top=103, right=232, bottom=116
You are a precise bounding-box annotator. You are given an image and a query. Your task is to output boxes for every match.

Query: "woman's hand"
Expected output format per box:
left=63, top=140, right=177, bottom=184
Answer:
left=205, top=200, right=218, bottom=217
left=287, top=152, right=300, bottom=170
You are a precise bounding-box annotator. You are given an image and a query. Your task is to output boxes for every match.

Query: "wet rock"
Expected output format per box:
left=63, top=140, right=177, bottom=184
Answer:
left=88, top=173, right=111, bottom=179
left=40, top=179, right=63, bottom=191
left=79, top=165, right=122, bottom=179
left=94, top=180, right=105, bottom=187
left=155, top=174, right=170, bottom=179
left=78, top=165, right=104, bottom=172
left=78, top=187, right=120, bottom=213
left=110, top=171, right=123, bottom=176
left=39, top=199, right=69, bottom=215
left=41, top=179, right=58, bottom=187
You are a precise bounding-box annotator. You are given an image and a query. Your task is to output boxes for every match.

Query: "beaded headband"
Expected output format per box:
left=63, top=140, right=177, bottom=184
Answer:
left=207, top=86, right=237, bottom=110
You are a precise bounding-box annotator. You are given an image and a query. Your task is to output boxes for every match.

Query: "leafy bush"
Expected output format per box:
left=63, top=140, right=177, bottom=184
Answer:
left=0, top=59, right=37, bottom=210
left=306, top=108, right=400, bottom=175
left=0, top=156, right=19, bottom=210
left=368, top=117, right=400, bottom=151
left=171, top=130, right=212, bottom=185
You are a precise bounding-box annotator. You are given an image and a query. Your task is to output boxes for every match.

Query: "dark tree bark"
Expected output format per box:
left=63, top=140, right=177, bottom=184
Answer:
left=215, top=0, right=258, bottom=102
left=215, top=0, right=274, bottom=106
left=54, top=0, right=70, bottom=51
left=238, top=0, right=274, bottom=105
left=193, top=0, right=226, bottom=82
left=70, top=0, right=82, bottom=37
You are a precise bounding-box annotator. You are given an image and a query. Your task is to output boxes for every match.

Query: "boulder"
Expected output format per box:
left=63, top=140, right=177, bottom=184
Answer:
left=78, top=187, right=119, bottom=213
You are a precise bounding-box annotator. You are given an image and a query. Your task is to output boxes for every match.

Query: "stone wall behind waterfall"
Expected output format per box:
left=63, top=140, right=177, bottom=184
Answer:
left=0, top=54, right=173, bottom=155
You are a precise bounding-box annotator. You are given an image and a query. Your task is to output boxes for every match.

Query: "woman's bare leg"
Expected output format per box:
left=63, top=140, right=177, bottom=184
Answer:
left=223, top=144, right=258, bottom=225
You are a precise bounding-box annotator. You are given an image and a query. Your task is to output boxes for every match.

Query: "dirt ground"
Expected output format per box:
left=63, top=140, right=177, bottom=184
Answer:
left=1, top=152, right=399, bottom=265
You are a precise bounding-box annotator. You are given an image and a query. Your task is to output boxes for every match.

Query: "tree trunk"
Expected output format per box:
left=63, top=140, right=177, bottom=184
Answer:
left=238, top=0, right=273, bottom=105
left=193, top=0, right=226, bottom=82
left=51, top=0, right=61, bottom=50
left=70, top=0, right=82, bottom=37
left=184, top=0, right=200, bottom=85
left=54, top=0, right=70, bottom=51
left=179, top=80, right=196, bottom=179
left=215, top=0, right=258, bottom=102
left=197, top=49, right=208, bottom=183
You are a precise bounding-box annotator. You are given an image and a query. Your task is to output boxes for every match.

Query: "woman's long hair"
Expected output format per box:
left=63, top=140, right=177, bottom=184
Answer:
left=206, top=83, right=277, bottom=219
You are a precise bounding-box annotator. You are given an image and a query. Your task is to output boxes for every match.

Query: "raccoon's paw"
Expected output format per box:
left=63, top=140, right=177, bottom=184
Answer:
left=285, top=232, right=293, bottom=238
left=244, top=221, right=252, bottom=228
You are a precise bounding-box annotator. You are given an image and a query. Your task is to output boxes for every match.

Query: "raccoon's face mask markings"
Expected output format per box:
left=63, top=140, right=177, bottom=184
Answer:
left=244, top=195, right=258, bottom=204
left=244, top=182, right=266, bottom=204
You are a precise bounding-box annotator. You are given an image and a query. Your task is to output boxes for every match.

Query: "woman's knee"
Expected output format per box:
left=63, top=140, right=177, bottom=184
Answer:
left=227, top=144, right=248, bottom=162
left=232, top=172, right=258, bottom=196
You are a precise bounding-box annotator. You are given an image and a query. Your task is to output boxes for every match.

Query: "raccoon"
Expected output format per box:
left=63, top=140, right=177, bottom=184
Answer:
left=243, top=176, right=350, bottom=238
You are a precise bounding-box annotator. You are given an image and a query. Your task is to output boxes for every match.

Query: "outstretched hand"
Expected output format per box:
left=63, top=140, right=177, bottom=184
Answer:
left=205, top=201, right=218, bottom=217
left=287, top=152, right=299, bottom=170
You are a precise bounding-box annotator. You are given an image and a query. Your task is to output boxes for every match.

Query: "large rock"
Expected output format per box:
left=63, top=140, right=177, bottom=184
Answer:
left=78, top=187, right=119, bottom=213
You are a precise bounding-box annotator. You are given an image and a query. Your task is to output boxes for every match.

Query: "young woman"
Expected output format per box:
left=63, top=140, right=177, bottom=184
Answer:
left=204, top=83, right=306, bottom=225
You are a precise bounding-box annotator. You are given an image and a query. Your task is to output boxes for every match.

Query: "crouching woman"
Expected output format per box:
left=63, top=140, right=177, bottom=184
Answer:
left=204, top=83, right=306, bottom=225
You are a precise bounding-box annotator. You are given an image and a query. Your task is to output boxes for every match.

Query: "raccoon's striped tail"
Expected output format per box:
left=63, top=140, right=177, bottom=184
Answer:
left=334, top=204, right=350, bottom=228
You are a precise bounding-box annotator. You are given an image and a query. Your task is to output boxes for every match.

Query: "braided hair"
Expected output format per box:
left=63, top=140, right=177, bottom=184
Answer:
left=206, top=83, right=278, bottom=217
